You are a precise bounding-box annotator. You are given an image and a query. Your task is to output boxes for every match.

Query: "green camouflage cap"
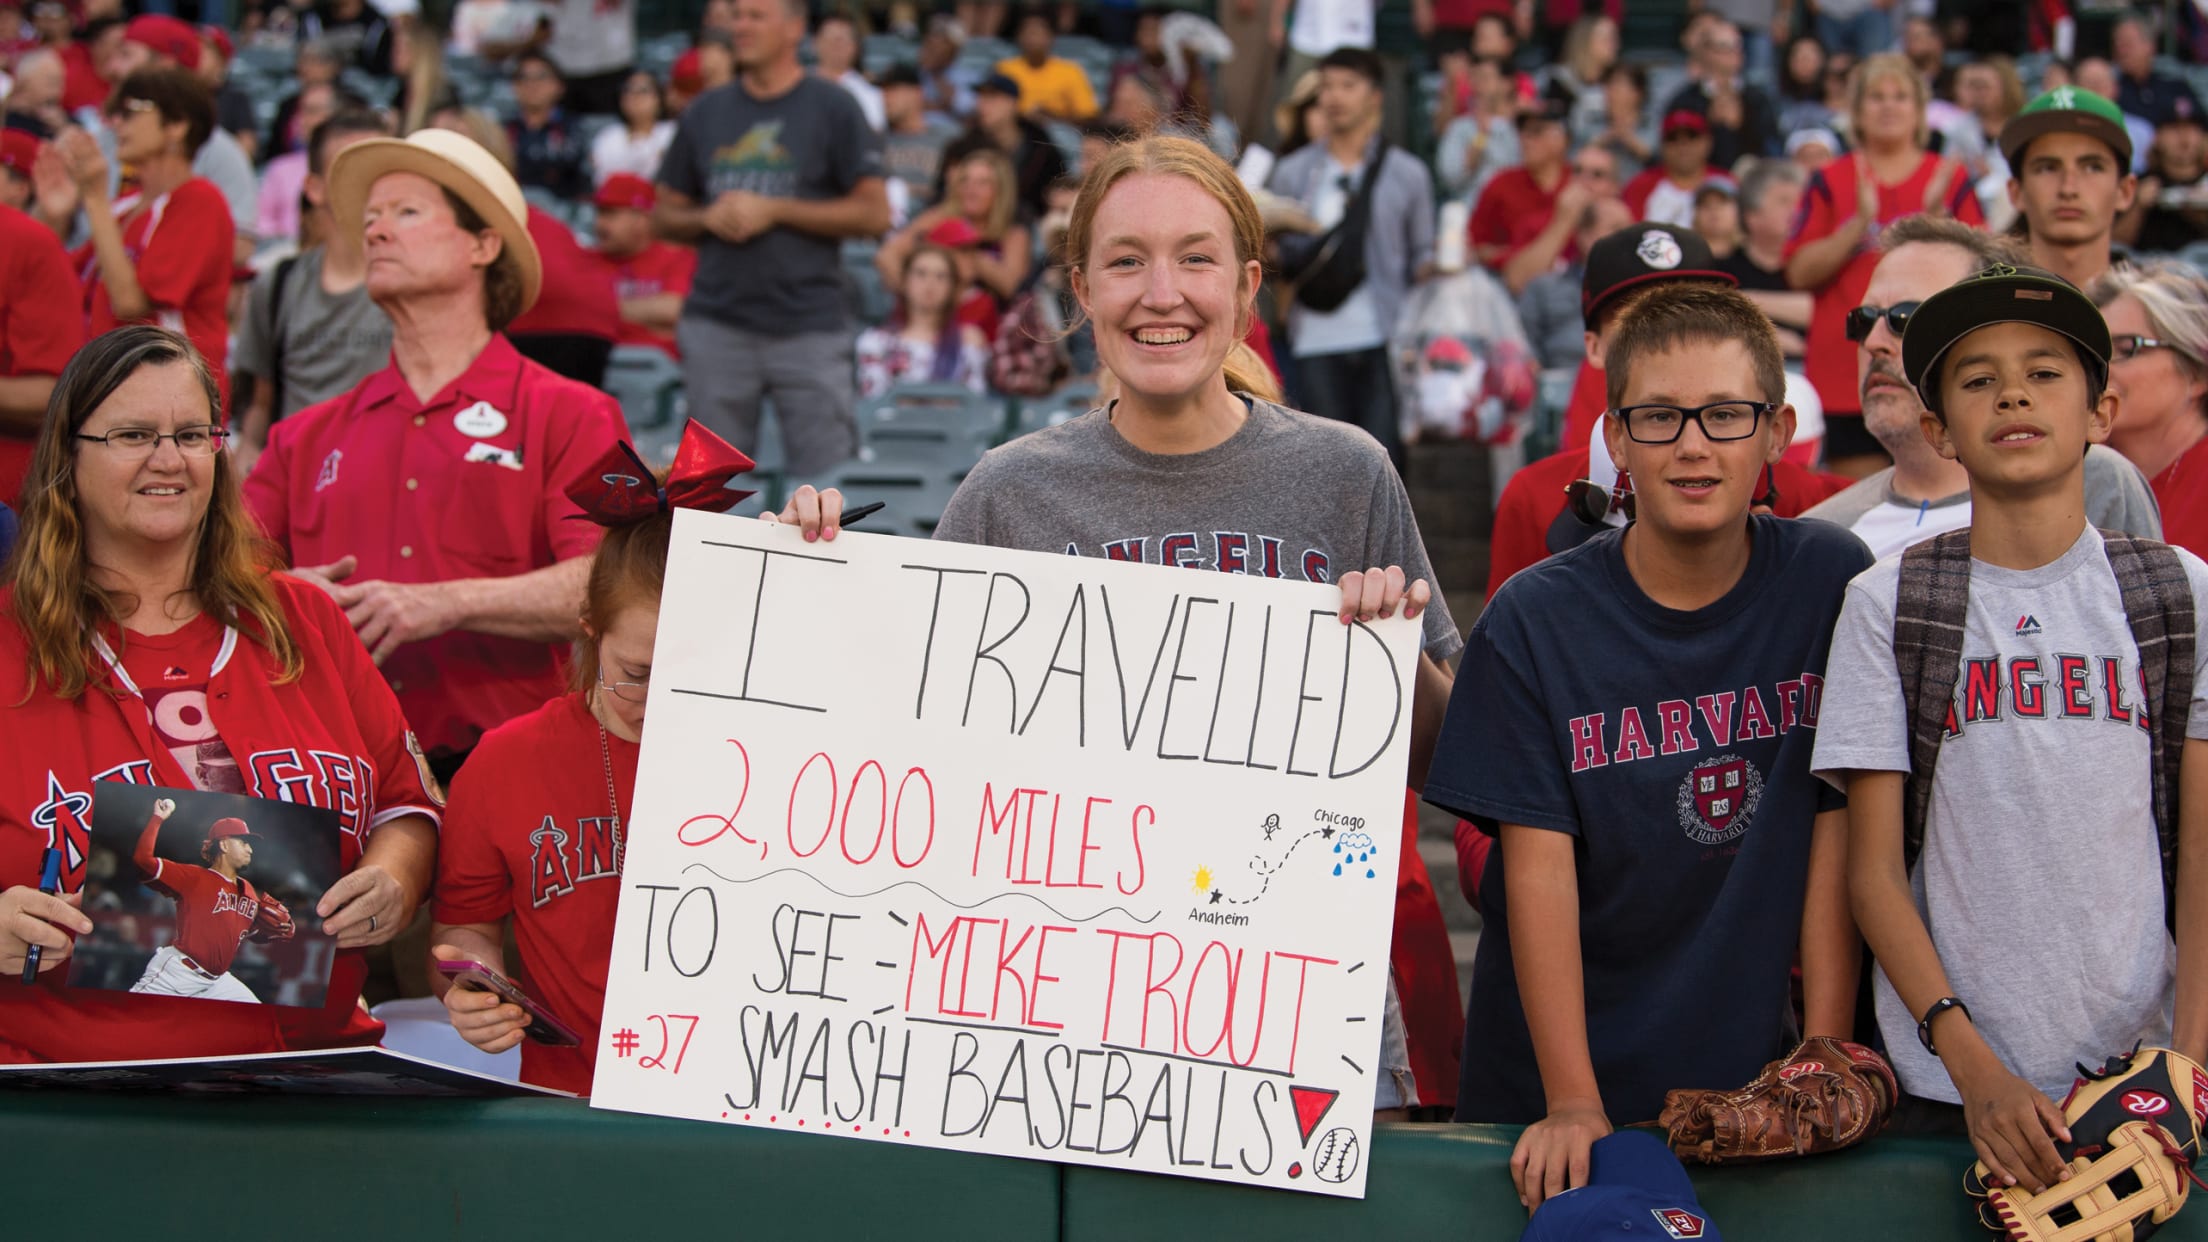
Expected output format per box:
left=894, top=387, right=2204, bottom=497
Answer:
left=1998, top=85, right=2133, bottom=168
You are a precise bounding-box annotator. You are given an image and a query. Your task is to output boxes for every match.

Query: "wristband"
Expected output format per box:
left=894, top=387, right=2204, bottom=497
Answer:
left=1916, top=996, right=1970, bottom=1056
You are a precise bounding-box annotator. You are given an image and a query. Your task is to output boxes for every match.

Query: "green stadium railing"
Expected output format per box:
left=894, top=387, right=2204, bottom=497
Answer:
left=15, top=1092, right=2208, bottom=1239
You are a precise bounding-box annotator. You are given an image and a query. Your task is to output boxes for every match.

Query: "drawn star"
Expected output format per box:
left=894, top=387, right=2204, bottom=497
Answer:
left=1320, top=826, right=1336, bottom=839
left=1191, top=865, right=1213, bottom=893
left=1209, top=889, right=1224, bottom=905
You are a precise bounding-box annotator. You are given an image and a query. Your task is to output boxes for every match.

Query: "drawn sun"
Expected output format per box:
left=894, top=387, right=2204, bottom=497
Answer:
left=1191, top=865, right=1213, bottom=893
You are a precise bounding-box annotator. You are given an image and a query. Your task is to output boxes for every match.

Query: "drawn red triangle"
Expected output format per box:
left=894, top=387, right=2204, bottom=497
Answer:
left=1290, top=1085, right=1340, bottom=1145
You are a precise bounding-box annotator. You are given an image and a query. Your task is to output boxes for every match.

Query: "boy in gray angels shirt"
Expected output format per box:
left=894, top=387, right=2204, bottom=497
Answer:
left=1812, top=262, right=2208, bottom=1197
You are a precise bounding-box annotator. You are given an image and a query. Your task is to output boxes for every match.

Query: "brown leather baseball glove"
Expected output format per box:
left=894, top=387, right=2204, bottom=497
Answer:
left=1658, top=1035, right=1899, bottom=1164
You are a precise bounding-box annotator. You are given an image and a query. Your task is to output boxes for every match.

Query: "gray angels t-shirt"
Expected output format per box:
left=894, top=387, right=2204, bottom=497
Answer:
left=932, top=398, right=1462, bottom=663
left=232, top=247, right=394, bottom=420
left=1812, top=526, right=2208, bottom=1103
left=659, top=77, right=885, bottom=337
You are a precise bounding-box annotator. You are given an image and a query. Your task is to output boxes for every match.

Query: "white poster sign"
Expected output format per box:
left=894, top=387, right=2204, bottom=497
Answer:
left=591, top=511, right=1419, bottom=1197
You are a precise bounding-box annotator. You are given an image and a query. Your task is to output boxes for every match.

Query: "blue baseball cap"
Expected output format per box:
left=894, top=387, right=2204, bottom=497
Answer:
left=1520, top=1131, right=1723, bottom=1242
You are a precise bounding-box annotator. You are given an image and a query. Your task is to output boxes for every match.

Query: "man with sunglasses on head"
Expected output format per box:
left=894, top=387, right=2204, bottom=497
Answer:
left=1802, top=215, right=2159, bottom=559
left=1430, top=282, right=1872, bottom=1210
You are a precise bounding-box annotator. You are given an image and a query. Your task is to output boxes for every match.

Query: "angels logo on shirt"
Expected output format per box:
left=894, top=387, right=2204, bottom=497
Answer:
left=315, top=449, right=342, bottom=493
left=1676, top=753, right=1763, bottom=845
left=1653, top=1207, right=1706, bottom=1238
left=30, top=772, right=95, bottom=889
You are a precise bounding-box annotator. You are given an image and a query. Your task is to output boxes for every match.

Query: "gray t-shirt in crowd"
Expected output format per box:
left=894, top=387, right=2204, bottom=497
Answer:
left=1802, top=445, right=2164, bottom=560
left=932, top=398, right=1463, bottom=664
left=659, top=77, right=885, bottom=337
left=232, top=247, right=395, bottom=420
left=1812, top=526, right=2208, bottom=1103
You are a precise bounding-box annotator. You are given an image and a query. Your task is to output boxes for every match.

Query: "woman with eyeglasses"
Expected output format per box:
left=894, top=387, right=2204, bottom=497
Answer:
left=36, top=67, right=236, bottom=412
left=0, top=326, right=442, bottom=1063
left=2092, top=261, right=2208, bottom=556
left=428, top=423, right=752, bottom=1094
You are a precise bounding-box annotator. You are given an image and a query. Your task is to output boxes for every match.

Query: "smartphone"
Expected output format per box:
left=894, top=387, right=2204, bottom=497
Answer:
left=434, top=959, right=582, bottom=1048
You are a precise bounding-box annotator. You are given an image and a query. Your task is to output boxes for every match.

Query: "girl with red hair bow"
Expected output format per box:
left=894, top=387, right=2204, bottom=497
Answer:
left=427, top=422, right=754, bottom=1095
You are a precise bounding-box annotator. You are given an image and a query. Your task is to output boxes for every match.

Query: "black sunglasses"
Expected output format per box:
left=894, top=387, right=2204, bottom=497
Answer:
left=1846, top=301, right=1920, bottom=343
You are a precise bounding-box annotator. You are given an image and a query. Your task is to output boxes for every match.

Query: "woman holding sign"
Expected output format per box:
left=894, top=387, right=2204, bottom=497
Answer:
left=779, top=135, right=1462, bottom=1114
left=0, top=326, right=441, bottom=1063
left=430, top=422, right=756, bottom=1094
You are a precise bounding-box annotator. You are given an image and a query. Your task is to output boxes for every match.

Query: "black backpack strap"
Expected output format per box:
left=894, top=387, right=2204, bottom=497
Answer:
left=2102, top=531, right=2196, bottom=928
left=265, top=255, right=301, bottom=420
left=1893, top=529, right=1975, bottom=876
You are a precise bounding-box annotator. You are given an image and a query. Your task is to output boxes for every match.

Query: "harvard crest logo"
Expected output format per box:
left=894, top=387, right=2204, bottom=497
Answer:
left=1653, top=1207, right=1707, bottom=1239
left=1676, top=754, right=1763, bottom=845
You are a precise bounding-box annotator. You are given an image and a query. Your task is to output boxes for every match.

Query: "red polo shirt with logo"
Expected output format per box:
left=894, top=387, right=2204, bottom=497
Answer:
left=241, top=335, right=624, bottom=758
left=0, top=204, right=85, bottom=505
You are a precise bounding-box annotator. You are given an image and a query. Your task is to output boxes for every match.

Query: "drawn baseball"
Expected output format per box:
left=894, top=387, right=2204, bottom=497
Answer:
left=1311, top=1126, right=1361, bottom=1183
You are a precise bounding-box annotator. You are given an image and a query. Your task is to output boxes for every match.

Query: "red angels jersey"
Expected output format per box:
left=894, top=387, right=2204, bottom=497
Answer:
left=112, top=612, right=246, bottom=794
left=131, top=808, right=267, bottom=977
left=0, top=574, right=444, bottom=1064
left=0, top=205, right=87, bottom=506
left=71, top=178, right=236, bottom=410
left=434, top=692, right=634, bottom=1095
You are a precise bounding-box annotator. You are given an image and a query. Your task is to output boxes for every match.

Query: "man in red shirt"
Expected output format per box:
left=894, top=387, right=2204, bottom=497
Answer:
left=243, top=129, right=625, bottom=779
left=1620, top=110, right=1736, bottom=228
left=590, top=172, right=695, bottom=360
left=0, top=193, right=81, bottom=507
left=128, top=799, right=297, bottom=1004
left=1470, top=96, right=1592, bottom=296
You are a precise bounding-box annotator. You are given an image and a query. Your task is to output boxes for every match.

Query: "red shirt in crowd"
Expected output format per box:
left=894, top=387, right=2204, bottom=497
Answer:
left=434, top=691, right=636, bottom=1095
left=72, top=178, right=236, bottom=411
left=1787, top=152, right=1981, bottom=418
left=1469, top=166, right=1566, bottom=270
left=596, top=241, right=696, bottom=359
left=2149, top=435, right=2208, bottom=562
left=1558, top=359, right=1607, bottom=457
left=0, top=204, right=85, bottom=506
left=0, top=574, right=443, bottom=1063
left=242, top=334, right=624, bottom=759
left=509, top=206, right=620, bottom=341
left=59, top=42, right=108, bottom=113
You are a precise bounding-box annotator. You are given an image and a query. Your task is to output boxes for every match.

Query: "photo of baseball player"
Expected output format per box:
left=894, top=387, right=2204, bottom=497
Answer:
left=128, top=798, right=296, bottom=1003
left=70, top=782, right=343, bottom=1010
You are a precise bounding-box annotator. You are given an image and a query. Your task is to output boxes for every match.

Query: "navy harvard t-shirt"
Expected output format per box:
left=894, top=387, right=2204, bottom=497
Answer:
left=1427, top=515, right=1871, bottom=1125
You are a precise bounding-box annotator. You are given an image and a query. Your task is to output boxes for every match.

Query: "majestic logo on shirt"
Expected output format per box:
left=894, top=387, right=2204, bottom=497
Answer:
left=315, top=450, right=342, bottom=493
left=1677, top=753, right=1763, bottom=844
left=1653, top=1207, right=1707, bottom=1239
left=2015, top=615, right=2043, bottom=636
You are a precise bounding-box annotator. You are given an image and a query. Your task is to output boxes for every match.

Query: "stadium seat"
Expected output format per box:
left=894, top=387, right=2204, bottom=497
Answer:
left=784, top=462, right=960, bottom=538
left=859, top=384, right=1005, bottom=445
left=2179, top=240, right=2208, bottom=277
left=1011, top=382, right=1101, bottom=437
left=603, top=344, right=683, bottom=431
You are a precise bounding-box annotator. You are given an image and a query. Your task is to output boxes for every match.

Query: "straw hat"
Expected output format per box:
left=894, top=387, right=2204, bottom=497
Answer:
left=327, top=129, right=542, bottom=314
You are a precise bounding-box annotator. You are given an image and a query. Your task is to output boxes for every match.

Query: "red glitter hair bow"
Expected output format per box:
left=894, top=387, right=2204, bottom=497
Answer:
left=567, top=421, right=757, bottom=526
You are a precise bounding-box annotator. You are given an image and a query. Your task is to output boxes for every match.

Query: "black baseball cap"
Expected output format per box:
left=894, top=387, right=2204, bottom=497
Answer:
left=976, top=71, right=1021, bottom=97
left=1516, top=94, right=1570, bottom=129
left=1581, top=223, right=1737, bottom=320
left=1902, top=261, right=2112, bottom=410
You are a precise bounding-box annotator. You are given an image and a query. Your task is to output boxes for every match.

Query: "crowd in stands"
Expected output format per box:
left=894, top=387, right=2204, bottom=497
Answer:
left=10, top=0, right=2208, bottom=1213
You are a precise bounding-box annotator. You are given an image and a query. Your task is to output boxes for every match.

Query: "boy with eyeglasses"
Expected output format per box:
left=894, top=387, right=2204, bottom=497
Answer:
left=1814, top=262, right=2208, bottom=1195
left=1429, top=283, right=1872, bottom=1211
